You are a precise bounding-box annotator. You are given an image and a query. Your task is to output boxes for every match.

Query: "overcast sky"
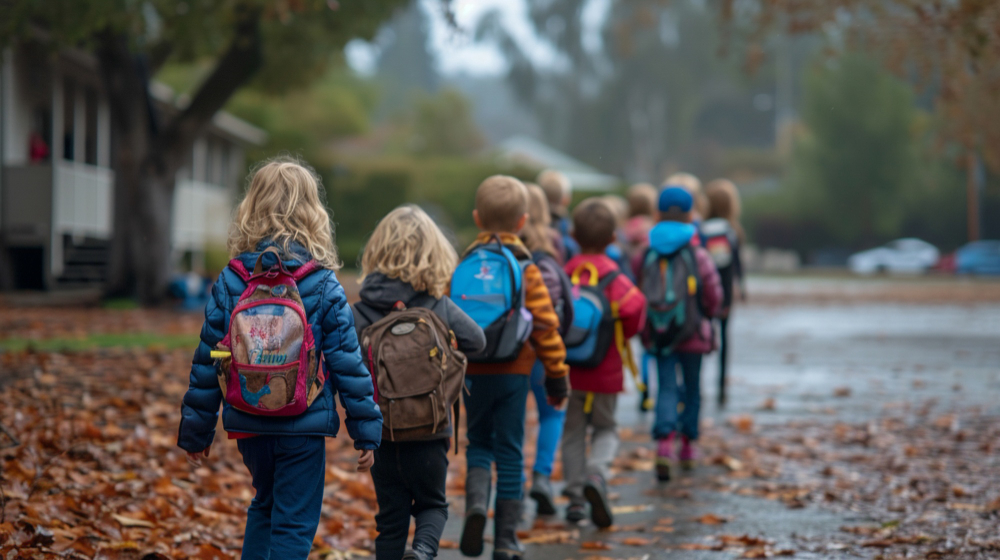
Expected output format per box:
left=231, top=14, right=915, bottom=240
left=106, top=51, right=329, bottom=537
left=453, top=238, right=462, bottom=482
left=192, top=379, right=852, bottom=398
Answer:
left=346, top=0, right=612, bottom=76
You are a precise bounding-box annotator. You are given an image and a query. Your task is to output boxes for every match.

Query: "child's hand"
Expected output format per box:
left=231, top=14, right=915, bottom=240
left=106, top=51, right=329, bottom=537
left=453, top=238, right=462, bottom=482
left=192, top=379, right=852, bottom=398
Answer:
left=547, top=395, right=567, bottom=410
left=186, top=445, right=211, bottom=467
left=357, top=449, right=374, bottom=472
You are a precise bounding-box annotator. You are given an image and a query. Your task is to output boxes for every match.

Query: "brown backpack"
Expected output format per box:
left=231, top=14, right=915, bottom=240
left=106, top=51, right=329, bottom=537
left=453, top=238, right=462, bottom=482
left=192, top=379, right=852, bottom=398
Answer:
left=360, top=303, right=467, bottom=442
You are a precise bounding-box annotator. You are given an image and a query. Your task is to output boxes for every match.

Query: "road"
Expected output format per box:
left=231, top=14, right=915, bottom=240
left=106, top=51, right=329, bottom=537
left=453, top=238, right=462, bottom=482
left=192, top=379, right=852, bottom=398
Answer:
left=438, top=275, right=1000, bottom=559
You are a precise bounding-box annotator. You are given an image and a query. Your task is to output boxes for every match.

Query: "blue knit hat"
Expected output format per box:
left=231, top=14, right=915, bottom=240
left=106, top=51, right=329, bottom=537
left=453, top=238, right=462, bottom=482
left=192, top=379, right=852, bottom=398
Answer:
left=658, top=186, right=693, bottom=213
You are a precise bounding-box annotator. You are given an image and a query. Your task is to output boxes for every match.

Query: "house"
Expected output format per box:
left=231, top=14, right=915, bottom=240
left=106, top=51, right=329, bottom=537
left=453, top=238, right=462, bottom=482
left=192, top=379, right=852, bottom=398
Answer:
left=0, top=42, right=265, bottom=290
left=494, top=135, right=621, bottom=192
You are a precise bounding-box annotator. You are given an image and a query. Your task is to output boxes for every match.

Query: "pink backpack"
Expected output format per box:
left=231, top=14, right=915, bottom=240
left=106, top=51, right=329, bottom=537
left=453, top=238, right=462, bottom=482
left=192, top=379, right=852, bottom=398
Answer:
left=215, top=247, right=325, bottom=416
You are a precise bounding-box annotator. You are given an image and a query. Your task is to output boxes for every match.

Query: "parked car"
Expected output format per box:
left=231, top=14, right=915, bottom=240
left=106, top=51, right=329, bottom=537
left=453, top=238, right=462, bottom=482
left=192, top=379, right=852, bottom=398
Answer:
left=848, top=238, right=940, bottom=275
left=956, top=240, right=1000, bottom=275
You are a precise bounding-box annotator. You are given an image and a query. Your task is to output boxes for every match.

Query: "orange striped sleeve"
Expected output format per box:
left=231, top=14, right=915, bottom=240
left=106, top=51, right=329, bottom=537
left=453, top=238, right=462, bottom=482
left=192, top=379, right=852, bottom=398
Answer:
left=522, top=263, right=569, bottom=379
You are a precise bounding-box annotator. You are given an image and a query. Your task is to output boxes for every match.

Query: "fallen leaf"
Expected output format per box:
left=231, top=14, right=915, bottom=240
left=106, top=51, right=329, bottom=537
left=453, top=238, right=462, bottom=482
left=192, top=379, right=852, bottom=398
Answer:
left=111, top=514, right=155, bottom=528
left=695, top=513, right=730, bottom=525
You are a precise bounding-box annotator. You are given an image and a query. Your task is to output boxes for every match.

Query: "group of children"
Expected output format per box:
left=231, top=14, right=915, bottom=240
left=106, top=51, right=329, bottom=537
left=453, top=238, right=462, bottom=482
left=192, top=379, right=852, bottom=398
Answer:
left=177, top=158, right=745, bottom=560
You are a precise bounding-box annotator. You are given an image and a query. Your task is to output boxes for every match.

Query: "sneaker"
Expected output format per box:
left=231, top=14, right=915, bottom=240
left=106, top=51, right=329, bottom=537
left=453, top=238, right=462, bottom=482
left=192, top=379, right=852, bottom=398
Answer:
left=583, top=474, right=613, bottom=529
left=566, top=498, right=587, bottom=523
left=680, top=436, right=696, bottom=470
left=529, top=471, right=557, bottom=516
left=656, top=433, right=675, bottom=482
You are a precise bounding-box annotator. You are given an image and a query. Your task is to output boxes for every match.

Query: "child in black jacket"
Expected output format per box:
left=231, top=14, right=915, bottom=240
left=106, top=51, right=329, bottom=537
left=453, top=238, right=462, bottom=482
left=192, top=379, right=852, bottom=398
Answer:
left=352, top=205, right=485, bottom=560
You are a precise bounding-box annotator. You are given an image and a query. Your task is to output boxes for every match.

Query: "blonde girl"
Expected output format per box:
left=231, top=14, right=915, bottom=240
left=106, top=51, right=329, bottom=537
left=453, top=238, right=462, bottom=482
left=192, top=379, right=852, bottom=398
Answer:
left=703, top=179, right=746, bottom=406
left=521, top=183, right=560, bottom=260
left=179, top=157, right=383, bottom=560
left=352, top=205, right=486, bottom=560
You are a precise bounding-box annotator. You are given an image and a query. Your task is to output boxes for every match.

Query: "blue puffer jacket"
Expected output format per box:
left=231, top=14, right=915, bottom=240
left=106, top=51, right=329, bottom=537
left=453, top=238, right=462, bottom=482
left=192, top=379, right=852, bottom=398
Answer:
left=177, top=241, right=383, bottom=453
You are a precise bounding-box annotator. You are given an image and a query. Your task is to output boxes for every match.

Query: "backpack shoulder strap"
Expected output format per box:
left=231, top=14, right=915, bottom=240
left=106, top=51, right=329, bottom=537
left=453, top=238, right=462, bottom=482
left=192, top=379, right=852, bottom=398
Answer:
left=228, top=258, right=251, bottom=281
left=291, top=260, right=321, bottom=281
left=596, top=270, right=621, bottom=292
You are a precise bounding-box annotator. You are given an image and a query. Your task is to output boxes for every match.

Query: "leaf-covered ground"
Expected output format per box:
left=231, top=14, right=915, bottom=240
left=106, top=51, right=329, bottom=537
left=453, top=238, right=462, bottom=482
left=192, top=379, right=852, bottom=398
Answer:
left=3, top=278, right=1000, bottom=559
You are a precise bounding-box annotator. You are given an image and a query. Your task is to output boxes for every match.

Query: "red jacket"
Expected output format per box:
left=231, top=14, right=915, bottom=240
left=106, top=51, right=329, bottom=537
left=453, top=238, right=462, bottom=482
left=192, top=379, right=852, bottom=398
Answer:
left=564, top=254, right=647, bottom=394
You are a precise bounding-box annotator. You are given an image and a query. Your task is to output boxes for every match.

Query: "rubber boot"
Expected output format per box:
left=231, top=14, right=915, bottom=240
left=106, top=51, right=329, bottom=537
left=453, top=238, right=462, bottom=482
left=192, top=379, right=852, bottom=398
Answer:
left=529, top=471, right=556, bottom=516
left=409, top=509, right=446, bottom=560
left=680, top=435, right=697, bottom=471
left=656, top=433, right=675, bottom=482
left=460, top=467, right=492, bottom=557
left=493, top=499, right=525, bottom=560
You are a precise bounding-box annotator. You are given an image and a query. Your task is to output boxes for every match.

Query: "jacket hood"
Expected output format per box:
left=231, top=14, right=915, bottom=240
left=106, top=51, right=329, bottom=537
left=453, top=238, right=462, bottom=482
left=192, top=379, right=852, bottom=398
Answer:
left=564, top=253, right=620, bottom=281
left=236, top=240, right=312, bottom=270
left=358, top=273, right=421, bottom=310
left=649, top=222, right=697, bottom=255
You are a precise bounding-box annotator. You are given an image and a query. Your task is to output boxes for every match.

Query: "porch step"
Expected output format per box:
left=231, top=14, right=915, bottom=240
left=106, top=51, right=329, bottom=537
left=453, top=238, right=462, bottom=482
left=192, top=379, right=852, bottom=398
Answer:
left=56, top=236, right=110, bottom=286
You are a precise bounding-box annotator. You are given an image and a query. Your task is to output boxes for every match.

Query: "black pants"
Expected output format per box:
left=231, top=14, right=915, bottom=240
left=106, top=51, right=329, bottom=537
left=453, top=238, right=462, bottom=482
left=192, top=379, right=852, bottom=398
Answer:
left=718, top=316, right=730, bottom=403
left=371, top=438, right=450, bottom=560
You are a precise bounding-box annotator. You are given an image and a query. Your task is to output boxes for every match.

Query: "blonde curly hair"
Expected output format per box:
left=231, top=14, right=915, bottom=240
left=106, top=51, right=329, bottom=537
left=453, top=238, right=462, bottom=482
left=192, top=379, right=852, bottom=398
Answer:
left=360, top=205, right=458, bottom=299
left=228, top=157, right=341, bottom=270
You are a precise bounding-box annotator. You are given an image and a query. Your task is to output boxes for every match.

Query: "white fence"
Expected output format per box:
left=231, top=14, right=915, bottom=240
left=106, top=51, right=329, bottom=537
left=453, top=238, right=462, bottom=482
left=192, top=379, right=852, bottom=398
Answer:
left=53, top=161, right=113, bottom=237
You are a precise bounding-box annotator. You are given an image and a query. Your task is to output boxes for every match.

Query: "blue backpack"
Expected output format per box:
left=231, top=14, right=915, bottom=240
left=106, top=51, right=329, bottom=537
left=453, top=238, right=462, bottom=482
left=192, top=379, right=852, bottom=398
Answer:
left=563, top=263, right=620, bottom=369
left=451, top=236, right=533, bottom=363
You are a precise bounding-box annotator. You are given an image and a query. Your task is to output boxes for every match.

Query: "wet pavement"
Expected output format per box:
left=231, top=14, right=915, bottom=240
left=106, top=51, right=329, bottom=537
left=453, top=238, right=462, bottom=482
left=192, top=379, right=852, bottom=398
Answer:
left=438, top=276, right=1000, bottom=559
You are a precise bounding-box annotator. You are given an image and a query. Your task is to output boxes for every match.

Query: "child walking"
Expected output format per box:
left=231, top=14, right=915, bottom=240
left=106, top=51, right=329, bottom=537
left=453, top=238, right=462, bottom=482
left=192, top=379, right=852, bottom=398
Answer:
left=454, top=176, right=569, bottom=560
left=702, top=180, right=746, bottom=406
left=537, top=170, right=580, bottom=262
left=561, top=200, right=646, bottom=528
left=352, top=205, right=486, bottom=560
left=640, top=187, right=721, bottom=482
left=521, top=184, right=572, bottom=516
left=178, top=158, right=383, bottom=560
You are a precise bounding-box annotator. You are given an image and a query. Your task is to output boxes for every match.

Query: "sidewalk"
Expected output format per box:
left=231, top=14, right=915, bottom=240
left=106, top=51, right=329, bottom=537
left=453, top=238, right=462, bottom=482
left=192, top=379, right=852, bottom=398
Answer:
left=440, top=279, right=1000, bottom=559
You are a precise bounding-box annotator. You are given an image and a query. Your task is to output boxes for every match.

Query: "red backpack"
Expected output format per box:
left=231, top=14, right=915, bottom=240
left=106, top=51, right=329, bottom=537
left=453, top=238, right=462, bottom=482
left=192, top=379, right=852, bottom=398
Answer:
left=214, top=247, right=325, bottom=416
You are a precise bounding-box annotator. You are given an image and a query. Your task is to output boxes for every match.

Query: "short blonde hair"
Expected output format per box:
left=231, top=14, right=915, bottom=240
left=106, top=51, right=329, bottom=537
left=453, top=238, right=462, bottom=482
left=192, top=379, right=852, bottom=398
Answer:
left=361, top=205, right=458, bottom=299
left=664, top=172, right=709, bottom=218
left=475, top=175, right=529, bottom=233
left=627, top=183, right=657, bottom=218
left=229, top=157, right=340, bottom=270
left=521, top=184, right=556, bottom=256
left=537, top=170, right=571, bottom=209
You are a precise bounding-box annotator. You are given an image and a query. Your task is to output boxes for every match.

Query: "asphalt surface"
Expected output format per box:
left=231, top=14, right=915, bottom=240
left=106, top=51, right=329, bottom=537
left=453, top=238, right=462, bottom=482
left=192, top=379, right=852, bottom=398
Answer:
left=437, top=276, right=1000, bottom=559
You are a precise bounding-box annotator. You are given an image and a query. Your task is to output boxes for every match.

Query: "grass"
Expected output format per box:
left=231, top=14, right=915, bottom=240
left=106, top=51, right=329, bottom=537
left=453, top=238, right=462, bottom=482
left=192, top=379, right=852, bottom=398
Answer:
left=0, top=332, right=200, bottom=353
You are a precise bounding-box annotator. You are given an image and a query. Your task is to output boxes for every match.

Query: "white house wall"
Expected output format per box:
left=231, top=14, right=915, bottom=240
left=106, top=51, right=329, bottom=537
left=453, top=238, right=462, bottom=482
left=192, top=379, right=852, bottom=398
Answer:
left=172, top=180, right=232, bottom=253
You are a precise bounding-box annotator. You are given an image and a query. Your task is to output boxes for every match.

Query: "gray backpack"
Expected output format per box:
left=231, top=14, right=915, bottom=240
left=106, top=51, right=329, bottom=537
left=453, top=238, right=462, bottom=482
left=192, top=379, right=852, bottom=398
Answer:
left=639, top=247, right=702, bottom=353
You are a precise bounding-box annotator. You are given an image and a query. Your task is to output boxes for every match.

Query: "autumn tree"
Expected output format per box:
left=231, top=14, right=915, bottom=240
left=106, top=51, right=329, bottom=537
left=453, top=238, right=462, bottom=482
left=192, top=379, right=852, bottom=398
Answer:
left=719, top=1, right=1000, bottom=167
left=0, top=0, right=408, bottom=303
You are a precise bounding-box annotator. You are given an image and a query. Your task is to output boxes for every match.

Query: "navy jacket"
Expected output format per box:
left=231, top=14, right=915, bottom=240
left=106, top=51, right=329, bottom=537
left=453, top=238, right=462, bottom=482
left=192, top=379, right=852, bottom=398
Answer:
left=177, top=242, right=383, bottom=453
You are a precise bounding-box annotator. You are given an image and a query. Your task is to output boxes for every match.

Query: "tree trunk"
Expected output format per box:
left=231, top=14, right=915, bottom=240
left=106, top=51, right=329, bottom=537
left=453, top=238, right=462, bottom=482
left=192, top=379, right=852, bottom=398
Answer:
left=97, top=5, right=262, bottom=305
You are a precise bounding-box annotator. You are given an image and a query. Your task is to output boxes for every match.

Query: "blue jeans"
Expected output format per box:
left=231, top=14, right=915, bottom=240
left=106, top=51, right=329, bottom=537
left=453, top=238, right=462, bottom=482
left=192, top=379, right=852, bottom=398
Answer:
left=238, top=435, right=326, bottom=560
left=464, top=373, right=531, bottom=500
left=653, top=352, right=703, bottom=440
left=529, top=360, right=566, bottom=477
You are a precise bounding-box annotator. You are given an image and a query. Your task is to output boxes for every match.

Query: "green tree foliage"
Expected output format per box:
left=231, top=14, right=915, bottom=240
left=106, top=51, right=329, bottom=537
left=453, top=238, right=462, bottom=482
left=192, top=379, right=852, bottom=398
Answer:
left=788, top=54, right=919, bottom=246
left=721, top=0, right=1000, bottom=173
left=747, top=54, right=968, bottom=255
left=0, top=0, right=408, bottom=302
left=410, top=89, right=484, bottom=157
left=476, top=0, right=781, bottom=182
